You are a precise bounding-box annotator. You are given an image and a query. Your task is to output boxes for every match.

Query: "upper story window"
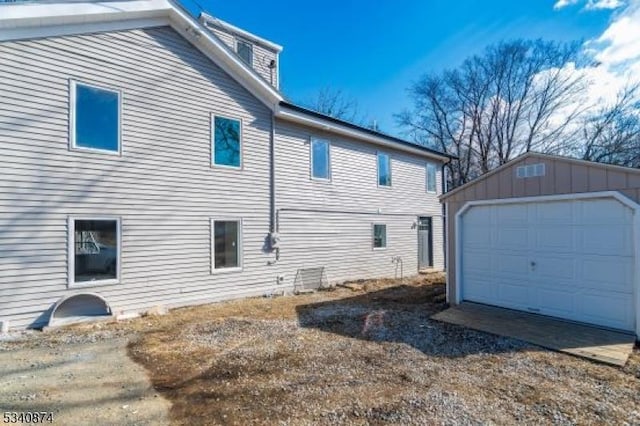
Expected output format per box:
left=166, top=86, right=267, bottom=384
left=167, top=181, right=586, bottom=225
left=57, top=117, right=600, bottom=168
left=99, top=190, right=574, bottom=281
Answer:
left=310, top=138, right=330, bottom=180
left=377, top=153, right=392, bottom=187
left=236, top=39, right=253, bottom=66
left=70, top=81, right=121, bottom=154
left=426, top=163, right=437, bottom=193
left=212, top=115, right=242, bottom=169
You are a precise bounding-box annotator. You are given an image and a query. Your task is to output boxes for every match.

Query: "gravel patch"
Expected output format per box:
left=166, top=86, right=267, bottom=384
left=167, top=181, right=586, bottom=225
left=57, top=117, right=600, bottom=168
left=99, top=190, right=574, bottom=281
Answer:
left=126, top=275, right=640, bottom=425
left=3, top=274, right=639, bottom=425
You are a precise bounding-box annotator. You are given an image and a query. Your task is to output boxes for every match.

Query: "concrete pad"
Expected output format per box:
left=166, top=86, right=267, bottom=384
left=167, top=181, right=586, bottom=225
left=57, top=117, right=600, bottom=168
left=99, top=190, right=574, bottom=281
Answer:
left=432, top=303, right=636, bottom=366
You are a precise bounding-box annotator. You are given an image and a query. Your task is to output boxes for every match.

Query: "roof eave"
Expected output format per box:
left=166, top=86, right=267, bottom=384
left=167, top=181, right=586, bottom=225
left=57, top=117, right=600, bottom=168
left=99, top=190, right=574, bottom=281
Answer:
left=199, top=12, right=283, bottom=53
left=276, top=103, right=453, bottom=162
left=0, top=0, right=284, bottom=109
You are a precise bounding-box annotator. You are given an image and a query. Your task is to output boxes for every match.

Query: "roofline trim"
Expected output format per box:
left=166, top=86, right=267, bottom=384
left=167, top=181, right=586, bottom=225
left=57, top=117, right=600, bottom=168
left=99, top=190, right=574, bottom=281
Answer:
left=0, top=0, right=284, bottom=108
left=199, top=12, right=283, bottom=52
left=276, top=102, right=454, bottom=162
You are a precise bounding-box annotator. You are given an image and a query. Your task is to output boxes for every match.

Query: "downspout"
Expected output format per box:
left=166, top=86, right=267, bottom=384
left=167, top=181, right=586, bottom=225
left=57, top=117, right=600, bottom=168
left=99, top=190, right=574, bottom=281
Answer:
left=441, top=161, right=448, bottom=270
left=268, top=110, right=280, bottom=264
left=441, top=161, right=448, bottom=303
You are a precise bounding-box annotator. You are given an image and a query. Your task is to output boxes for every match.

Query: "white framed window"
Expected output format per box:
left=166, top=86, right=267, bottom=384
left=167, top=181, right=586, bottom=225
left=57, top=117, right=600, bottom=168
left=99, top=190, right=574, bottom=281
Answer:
left=310, top=138, right=331, bottom=181
left=372, top=223, right=387, bottom=250
left=516, top=163, right=546, bottom=178
left=377, top=152, right=392, bottom=187
left=68, top=217, right=121, bottom=287
left=426, top=163, right=437, bottom=193
left=212, top=115, right=243, bottom=169
left=69, top=80, right=122, bottom=155
left=211, top=218, right=242, bottom=273
left=236, top=39, right=253, bottom=66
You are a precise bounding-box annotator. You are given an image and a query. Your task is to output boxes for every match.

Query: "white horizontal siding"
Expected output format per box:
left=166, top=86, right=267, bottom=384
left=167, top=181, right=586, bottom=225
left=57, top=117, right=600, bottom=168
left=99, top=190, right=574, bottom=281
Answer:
left=205, top=24, right=278, bottom=87
left=277, top=211, right=418, bottom=285
left=0, top=24, right=446, bottom=330
left=0, top=26, right=280, bottom=329
left=273, top=121, right=445, bottom=284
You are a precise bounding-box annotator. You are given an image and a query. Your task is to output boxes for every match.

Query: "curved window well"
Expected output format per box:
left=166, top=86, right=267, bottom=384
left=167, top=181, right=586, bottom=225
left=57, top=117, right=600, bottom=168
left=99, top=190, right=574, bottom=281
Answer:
left=48, top=293, right=113, bottom=328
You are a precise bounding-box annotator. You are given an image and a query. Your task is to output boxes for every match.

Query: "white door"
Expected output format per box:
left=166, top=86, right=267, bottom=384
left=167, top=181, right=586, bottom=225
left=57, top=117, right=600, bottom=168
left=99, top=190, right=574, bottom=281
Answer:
left=461, top=197, right=635, bottom=331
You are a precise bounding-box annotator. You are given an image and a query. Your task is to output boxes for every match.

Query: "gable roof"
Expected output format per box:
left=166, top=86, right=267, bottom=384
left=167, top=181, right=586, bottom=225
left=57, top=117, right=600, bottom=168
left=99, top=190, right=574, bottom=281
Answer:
left=0, top=0, right=452, bottom=162
left=0, top=0, right=284, bottom=108
left=440, top=151, right=640, bottom=200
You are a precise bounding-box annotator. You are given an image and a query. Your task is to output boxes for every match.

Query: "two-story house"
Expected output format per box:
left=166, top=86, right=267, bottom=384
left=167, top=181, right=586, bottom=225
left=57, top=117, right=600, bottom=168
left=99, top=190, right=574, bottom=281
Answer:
left=0, top=0, right=452, bottom=330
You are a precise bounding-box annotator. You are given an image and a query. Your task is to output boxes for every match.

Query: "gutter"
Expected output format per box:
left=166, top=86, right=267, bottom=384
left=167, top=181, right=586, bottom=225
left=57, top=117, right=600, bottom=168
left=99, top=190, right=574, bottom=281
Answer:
left=199, top=12, right=283, bottom=52
left=276, top=102, right=455, bottom=162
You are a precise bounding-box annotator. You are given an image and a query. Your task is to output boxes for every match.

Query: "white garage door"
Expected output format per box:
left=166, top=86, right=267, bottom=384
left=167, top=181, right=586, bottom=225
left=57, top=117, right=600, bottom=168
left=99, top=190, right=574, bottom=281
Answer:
left=461, top=197, right=635, bottom=331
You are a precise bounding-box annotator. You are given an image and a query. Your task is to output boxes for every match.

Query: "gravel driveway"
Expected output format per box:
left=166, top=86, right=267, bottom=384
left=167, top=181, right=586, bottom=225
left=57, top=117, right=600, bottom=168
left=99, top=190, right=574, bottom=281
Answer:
left=128, top=275, right=640, bottom=425
left=2, top=274, right=639, bottom=425
left=0, top=336, right=171, bottom=425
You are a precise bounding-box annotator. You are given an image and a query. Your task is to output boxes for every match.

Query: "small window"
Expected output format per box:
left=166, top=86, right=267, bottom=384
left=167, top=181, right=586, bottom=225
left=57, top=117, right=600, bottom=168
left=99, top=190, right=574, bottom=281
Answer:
left=237, top=39, right=253, bottom=66
left=211, top=219, right=242, bottom=272
left=372, top=224, right=387, bottom=249
left=426, top=163, right=437, bottom=193
left=71, top=81, right=121, bottom=153
left=212, top=115, right=242, bottom=168
left=311, top=138, right=330, bottom=180
left=69, top=218, right=120, bottom=286
left=377, top=153, right=391, bottom=187
left=516, top=163, right=546, bottom=178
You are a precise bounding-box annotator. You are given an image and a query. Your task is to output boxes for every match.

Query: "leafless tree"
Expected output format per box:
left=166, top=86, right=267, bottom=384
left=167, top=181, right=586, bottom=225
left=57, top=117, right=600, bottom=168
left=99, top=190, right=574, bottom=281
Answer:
left=581, top=83, right=640, bottom=168
left=397, top=39, right=586, bottom=187
left=305, top=86, right=360, bottom=123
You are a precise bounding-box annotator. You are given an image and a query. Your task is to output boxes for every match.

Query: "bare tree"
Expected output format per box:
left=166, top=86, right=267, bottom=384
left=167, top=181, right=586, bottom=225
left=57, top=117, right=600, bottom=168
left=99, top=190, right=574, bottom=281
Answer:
left=397, top=39, right=586, bottom=187
left=304, top=87, right=360, bottom=123
left=581, top=83, right=640, bottom=167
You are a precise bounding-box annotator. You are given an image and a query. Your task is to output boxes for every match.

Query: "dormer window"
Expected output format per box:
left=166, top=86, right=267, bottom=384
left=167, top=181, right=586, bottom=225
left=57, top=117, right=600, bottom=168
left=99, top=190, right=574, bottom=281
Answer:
left=236, top=39, right=253, bottom=66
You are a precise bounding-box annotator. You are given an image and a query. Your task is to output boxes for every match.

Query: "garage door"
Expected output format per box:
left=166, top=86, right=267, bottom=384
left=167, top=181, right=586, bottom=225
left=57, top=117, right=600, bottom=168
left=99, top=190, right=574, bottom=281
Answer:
left=461, top=197, right=635, bottom=331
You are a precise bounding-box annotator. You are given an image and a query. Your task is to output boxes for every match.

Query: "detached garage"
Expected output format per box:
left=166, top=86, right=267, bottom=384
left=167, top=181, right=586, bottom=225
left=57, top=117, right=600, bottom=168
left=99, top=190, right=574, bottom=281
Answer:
left=442, top=152, right=640, bottom=337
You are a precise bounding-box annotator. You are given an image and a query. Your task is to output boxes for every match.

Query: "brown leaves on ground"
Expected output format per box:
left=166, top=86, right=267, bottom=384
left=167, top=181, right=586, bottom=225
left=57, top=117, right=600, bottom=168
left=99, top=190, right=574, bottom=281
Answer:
left=123, top=273, right=640, bottom=425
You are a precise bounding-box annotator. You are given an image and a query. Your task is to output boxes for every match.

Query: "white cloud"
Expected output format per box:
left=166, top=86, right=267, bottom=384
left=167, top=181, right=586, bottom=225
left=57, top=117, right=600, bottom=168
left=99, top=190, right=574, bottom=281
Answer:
left=547, top=0, right=640, bottom=155
left=553, top=0, right=625, bottom=9
left=590, top=1, right=640, bottom=69
left=554, top=0, right=580, bottom=10
left=585, top=0, right=625, bottom=10
left=558, top=0, right=640, bottom=110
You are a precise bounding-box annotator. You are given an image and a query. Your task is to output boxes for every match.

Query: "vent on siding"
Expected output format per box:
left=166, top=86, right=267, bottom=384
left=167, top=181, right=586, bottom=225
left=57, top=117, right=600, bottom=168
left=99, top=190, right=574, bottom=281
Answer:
left=516, top=163, right=545, bottom=179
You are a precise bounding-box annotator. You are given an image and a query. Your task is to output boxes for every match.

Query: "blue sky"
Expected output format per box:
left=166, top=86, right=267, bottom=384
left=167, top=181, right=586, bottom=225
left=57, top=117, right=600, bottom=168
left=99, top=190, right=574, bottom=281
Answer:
left=180, top=0, right=621, bottom=136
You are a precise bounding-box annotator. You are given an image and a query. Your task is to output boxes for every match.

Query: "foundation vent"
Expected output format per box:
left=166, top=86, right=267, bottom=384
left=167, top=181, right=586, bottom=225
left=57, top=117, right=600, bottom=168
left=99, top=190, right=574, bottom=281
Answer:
left=294, top=267, right=329, bottom=293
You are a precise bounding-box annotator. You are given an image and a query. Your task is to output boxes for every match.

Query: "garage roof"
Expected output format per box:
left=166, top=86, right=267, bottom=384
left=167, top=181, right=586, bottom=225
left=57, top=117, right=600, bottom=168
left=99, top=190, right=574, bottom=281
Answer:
left=441, top=152, right=640, bottom=200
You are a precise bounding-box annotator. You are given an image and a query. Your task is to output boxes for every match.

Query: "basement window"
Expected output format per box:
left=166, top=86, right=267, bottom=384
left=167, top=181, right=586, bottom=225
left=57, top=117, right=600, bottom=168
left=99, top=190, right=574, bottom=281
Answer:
left=211, top=219, right=242, bottom=272
left=68, top=217, right=121, bottom=286
left=516, top=163, right=546, bottom=178
left=372, top=224, right=387, bottom=249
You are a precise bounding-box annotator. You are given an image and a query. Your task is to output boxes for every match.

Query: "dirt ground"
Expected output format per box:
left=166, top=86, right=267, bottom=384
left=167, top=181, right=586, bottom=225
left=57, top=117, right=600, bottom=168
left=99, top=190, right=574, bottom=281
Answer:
left=2, top=273, right=640, bottom=425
